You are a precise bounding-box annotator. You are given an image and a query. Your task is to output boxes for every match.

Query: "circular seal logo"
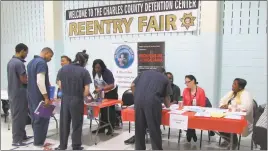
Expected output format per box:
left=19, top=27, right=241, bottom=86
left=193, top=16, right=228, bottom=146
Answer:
left=114, top=45, right=134, bottom=69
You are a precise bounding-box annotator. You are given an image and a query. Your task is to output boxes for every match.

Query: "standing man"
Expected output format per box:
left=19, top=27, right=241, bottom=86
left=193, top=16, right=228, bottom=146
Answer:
left=55, top=50, right=91, bottom=150
left=27, top=47, right=54, bottom=147
left=165, top=72, right=181, bottom=104
left=7, top=43, right=31, bottom=146
left=131, top=67, right=172, bottom=150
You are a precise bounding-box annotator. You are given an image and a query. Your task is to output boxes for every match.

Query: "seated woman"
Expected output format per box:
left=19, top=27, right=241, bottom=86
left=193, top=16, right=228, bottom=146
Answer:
left=218, top=78, right=254, bottom=149
left=92, top=59, right=118, bottom=135
left=182, top=75, right=206, bottom=142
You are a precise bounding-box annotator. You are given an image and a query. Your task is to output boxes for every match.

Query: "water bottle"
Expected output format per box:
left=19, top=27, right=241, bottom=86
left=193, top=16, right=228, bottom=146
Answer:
left=100, top=88, right=104, bottom=99
left=192, top=98, right=197, bottom=106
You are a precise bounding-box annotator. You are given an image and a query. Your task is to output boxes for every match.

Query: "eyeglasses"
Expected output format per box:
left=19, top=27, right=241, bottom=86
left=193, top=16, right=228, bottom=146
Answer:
left=185, top=80, right=192, bottom=84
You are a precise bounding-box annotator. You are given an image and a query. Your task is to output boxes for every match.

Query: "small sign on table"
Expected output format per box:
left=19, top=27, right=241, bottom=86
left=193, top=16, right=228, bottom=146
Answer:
left=169, top=113, right=188, bottom=130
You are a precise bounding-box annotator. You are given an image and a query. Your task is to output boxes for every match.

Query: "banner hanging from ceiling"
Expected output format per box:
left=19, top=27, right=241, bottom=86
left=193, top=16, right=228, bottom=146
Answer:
left=66, top=0, right=199, bottom=37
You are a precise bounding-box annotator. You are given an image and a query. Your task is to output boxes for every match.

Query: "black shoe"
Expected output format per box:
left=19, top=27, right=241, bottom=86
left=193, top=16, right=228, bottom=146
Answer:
left=209, top=131, right=215, bottom=136
left=124, top=136, right=135, bottom=145
left=227, top=143, right=238, bottom=150
left=73, top=146, right=84, bottom=150
left=92, top=129, right=105, bottom=134
left=55, top=147, right=66, bottom=150
left=193, top=134, right=197, bottom=142
left=12, top=142, right=28, bottom=147
left=186, top=134, right=192, bottom=142
left=23, top=136, right=33, bottom=142
left=106, top=129, right=113, bottom=135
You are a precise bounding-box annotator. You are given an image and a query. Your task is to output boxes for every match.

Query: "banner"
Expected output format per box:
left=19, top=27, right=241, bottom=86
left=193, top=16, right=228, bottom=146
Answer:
left=66, top=0, right=199, bottom=37
left=112, top=43, right=138, bottom=98
left=138, top=42, right=165, bottom=74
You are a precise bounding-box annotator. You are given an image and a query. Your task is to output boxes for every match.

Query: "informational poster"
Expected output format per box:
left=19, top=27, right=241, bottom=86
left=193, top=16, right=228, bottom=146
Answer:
left=112, top=43, right=138, bottom=98
left=137, top=42, right=165, bottom=74
left=169, top=114, right=188, bottom=130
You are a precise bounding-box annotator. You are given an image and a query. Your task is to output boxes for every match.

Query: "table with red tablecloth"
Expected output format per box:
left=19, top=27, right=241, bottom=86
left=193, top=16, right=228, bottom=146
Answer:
left=122, top=108, right=247, bottom=133
left=122, top=108, right=247, bottom=150
left=84, top=99, right=122, bottom=145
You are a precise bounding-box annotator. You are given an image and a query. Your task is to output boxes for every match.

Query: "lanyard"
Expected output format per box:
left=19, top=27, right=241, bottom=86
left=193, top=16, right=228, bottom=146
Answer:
left=189, top=87, right=197, bottom=97
left=189, top=86, right=197, bottom=102
left=228, top=93, right=237, bottom=105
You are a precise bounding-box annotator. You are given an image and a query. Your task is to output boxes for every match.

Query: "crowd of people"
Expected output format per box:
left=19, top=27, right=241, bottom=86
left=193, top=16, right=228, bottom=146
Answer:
left=6, top=43, right=267, bottom=150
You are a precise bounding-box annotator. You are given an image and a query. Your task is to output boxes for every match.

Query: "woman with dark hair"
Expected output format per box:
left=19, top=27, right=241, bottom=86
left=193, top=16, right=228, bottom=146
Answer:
left=218, top=78, right=253, bottom=149
left=182, top=75, right=206, bottom=142
left=55, top=50, right=91, bottom=150
left=92, top=59, right=118, bottom=135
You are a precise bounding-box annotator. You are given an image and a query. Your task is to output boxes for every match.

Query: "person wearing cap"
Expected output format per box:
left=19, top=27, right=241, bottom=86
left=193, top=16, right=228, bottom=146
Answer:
left=7, top=43, right=32, bottom=146
left=131, top=67, right=172, bottom=150
left=183, top=75, right=206, bottom=143
left=55, top=50, right=92, bottom=150
left=27, top=47, right=54, bottom=147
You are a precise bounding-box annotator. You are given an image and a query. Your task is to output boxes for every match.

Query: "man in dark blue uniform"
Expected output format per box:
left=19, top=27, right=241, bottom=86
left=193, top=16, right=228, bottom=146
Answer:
left=131, top=67, right=172, bottom=150
left=7, top=43, right=31, bottom=146
left=55, top=50, right=91, bottom=150
left=27, top=47, right=54, bottom=147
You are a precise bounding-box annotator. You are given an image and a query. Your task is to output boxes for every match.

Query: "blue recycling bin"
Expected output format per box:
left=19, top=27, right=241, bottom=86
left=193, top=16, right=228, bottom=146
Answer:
left=49, top=86, right=56, bottom=100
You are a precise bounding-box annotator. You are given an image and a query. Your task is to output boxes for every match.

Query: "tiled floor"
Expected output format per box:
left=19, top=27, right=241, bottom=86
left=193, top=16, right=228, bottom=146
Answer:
left=1, top=114, right=257, bottom=150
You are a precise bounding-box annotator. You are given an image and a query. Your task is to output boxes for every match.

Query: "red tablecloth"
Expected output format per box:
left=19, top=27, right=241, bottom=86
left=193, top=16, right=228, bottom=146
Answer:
left=121, top=108, right=248, bottom=134
left=84, top=99, right=122, bottom=117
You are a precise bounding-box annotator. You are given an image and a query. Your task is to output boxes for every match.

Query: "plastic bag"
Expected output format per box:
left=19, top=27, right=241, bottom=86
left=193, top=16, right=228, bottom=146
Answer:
left=52, top=100, right=61, bottom=114
left=84, top=96, right=93, bottom=105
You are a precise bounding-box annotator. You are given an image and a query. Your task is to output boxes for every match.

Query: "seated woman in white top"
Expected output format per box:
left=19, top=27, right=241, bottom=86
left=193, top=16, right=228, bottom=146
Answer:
left=218, top=78, right=254, bottom=149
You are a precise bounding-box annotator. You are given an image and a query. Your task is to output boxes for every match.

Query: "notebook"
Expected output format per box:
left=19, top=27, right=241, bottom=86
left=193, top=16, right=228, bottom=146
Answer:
left=34, top=101, right=55, bottom=119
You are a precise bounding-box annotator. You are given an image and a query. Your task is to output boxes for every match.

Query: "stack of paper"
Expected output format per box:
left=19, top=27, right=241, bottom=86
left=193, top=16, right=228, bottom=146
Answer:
left=88, top=102, right=102, bottom=106
left=170, top=104, right=179, bottom=110
left=195, top=112, right=211, bottom=117
left=204, top=108, right=228, bottom=113
left=224, top=115, right=242, bottom=120
left=183, top=106, right=204, bottom=113
left=225, top=111, right=246, bottom=116
left=169, top=110, right=185, bottom=115
left=128, top=105, right=135, bottom=109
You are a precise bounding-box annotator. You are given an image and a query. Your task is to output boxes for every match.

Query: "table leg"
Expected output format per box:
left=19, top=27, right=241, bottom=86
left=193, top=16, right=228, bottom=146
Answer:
left=90, top=119, right=92, bottom=130
left=107, top=106, right=114, bottom=134
left=178, top=130, right=181, bottom=143
left=52, top=115, right=58, bottom=134
left=168, top=128, right=170, bottom=139
left=129, top=122, right=131, bottom=133
left=200, top=130, right=203, bottom=149
left=8, top=114, right=11, bottom=130
left=230, top=134, right=233, bottom=150
left=238, top=135, right=241, bottom=150
left=94, top=112, right=102, bottom=145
